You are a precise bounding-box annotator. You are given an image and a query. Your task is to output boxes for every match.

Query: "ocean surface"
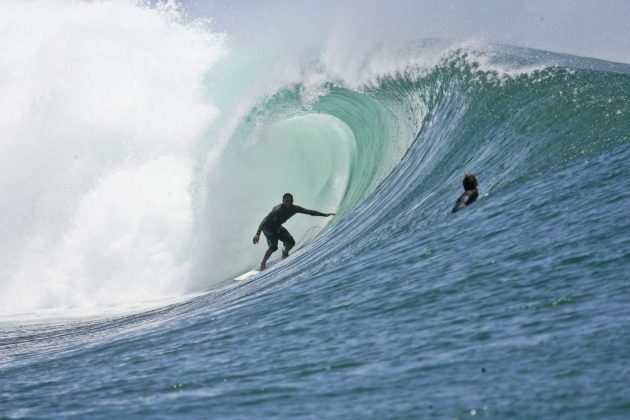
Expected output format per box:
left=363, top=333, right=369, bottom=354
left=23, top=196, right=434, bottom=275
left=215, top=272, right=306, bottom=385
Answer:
left=1, top=2, right=630, bottom=418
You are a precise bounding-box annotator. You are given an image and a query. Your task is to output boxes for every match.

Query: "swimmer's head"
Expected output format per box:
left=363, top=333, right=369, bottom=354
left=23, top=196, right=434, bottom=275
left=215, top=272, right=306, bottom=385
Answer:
left=463, top=173, right=478, bottom=191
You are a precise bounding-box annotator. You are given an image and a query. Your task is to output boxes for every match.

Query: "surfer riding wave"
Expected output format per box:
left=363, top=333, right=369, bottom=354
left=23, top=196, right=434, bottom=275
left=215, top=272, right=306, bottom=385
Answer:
left=253, top=193, right=335, bottom=270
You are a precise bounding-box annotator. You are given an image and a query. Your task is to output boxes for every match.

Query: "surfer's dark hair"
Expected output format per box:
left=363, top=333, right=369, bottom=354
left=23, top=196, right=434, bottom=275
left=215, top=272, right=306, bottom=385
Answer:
left=283, top=193, right=293, bottom=200
left=463, top=173, right=478, bottom=191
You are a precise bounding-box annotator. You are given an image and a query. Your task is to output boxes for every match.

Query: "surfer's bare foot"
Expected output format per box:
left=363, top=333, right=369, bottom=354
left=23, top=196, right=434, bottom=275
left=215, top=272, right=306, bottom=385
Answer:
left=259, top=263, right=266, bottom=271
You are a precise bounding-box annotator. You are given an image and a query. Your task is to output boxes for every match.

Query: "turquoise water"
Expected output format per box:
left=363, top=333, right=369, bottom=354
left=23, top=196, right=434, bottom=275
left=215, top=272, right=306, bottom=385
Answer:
left=2, top=5, right=630, bottom=419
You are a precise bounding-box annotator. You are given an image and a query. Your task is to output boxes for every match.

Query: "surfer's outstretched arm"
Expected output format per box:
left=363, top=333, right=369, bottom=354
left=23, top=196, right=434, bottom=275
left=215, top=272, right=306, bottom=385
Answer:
left=294, top=205, right=335, bottom=217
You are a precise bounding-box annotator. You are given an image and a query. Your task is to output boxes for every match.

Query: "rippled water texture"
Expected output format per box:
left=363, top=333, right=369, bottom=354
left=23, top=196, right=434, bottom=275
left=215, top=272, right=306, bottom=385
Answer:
left=1, top=1, right=629, bottom=418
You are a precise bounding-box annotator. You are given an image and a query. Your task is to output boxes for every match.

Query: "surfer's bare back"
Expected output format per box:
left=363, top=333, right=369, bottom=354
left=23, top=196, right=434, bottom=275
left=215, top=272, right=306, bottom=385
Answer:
left=253, top=193, right=335, bottom=270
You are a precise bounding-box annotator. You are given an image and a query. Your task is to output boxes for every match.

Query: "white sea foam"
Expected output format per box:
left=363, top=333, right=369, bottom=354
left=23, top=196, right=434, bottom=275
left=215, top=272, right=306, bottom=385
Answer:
left=0, top=0, right=226, bottom=316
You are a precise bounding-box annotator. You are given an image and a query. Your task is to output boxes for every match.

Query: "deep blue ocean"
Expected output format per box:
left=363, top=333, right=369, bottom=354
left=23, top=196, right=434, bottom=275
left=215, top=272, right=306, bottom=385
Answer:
left=1, top=2, right=630, bottom=419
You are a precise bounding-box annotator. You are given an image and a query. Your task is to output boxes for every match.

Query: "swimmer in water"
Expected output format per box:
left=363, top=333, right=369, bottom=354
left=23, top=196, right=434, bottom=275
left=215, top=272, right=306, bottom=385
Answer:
left=452, top=172, right=479, bottom=213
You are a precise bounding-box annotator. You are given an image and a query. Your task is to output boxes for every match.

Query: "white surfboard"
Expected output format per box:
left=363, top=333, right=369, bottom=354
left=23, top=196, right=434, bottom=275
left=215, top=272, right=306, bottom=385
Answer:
left=233, top=258, right=281, bottom=281
left=233, top=225, right=321, bottom=282
left=234, top=269, right=260, bottom=281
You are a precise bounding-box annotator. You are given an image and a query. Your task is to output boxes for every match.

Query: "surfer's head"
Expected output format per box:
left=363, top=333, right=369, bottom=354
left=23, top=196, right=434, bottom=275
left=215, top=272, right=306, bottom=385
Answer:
left=463, top=173, right=478, bottom=191
left=282, top=193, right=294, bottom=207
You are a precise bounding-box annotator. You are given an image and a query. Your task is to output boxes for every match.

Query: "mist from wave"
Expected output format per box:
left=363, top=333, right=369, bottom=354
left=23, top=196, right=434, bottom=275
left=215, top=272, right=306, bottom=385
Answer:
left=0, top=0, right=226, bottom=315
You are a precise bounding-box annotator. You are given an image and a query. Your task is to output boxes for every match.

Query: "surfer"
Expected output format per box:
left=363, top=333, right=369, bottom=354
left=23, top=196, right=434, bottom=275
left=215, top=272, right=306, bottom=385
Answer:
left=253, top=193, right=335, bottom=270
left=452, top=172, right=479, bottom=213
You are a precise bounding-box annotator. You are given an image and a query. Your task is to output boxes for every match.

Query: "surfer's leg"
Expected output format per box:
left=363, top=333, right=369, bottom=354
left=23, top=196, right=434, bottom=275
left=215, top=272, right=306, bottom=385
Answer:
left=278, top=226, right=295, bottom=258
left=261, top=227, right=279, bottom=270
left=260, top=248, right=273, bottom=270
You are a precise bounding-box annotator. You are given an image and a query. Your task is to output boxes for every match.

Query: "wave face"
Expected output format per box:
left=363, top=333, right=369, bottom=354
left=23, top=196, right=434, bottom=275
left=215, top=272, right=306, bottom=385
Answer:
left=1, top=1, right=630, bottom=418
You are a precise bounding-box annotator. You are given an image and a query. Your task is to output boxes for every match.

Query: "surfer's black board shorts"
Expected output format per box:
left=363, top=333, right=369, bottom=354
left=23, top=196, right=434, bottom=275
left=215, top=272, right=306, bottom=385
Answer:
left=262, top=225, right=295, bottom=252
